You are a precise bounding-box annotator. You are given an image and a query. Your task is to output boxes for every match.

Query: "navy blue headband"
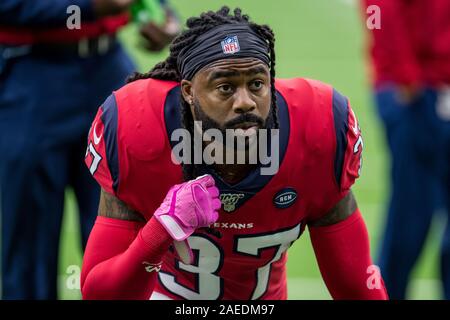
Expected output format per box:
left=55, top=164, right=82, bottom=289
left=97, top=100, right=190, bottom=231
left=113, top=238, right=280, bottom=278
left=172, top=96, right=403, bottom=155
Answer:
left=177, top=24, right=271, bottom=80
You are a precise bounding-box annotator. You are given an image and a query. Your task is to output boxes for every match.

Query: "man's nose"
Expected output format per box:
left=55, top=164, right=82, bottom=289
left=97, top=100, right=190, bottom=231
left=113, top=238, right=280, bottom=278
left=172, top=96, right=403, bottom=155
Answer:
left=232, top=88, right=257, bottom=114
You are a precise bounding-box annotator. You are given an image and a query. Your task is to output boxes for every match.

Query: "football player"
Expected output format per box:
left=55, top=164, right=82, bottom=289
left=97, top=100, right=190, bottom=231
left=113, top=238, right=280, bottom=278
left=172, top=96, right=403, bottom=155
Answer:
left=81, top=6, right=388, bottom=300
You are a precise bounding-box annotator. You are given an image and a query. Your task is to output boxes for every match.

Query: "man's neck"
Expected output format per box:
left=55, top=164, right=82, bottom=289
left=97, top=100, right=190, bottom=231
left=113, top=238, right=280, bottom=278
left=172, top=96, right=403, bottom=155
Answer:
left=212, top=163, right=257, bottom=185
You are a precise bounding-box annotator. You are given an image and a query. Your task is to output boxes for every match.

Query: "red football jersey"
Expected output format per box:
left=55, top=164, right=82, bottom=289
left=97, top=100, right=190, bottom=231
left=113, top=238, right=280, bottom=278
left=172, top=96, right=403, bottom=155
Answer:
left=85, top=77, right=363, bottom=300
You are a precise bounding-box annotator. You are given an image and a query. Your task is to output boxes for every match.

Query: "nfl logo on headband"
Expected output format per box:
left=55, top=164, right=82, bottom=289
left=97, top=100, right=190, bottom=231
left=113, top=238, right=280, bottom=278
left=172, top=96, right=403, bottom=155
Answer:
left=221, top=35, right=240, bottom=54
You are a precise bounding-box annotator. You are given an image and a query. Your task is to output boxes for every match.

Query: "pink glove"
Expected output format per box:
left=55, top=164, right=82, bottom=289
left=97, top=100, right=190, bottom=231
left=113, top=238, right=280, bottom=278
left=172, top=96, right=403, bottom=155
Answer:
left=154, top=174, right=221, bottom=242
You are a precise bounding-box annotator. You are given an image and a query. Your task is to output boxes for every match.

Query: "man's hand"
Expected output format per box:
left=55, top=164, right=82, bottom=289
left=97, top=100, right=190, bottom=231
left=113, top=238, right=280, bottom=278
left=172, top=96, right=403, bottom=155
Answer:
left=397, top=84, right=422, bottom=106
left=93, top=0, right=135, bottom=17
left=154, top=174, right=221, bottom=241
left=155, top=175, right=221, bottom=265
left=139, top=8, right=180, bottom=52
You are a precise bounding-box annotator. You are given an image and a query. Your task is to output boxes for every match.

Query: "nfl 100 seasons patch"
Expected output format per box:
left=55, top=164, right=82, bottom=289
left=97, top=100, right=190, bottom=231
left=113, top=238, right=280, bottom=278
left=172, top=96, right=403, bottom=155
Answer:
left=221, top=35, right=240, bottom=54
left=220, top=192, right=245, bottom=212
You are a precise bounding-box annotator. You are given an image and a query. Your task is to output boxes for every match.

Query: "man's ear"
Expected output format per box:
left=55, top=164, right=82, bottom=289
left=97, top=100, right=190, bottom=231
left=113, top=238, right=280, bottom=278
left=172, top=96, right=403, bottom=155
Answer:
left=181, top=79, right=193, bottom=105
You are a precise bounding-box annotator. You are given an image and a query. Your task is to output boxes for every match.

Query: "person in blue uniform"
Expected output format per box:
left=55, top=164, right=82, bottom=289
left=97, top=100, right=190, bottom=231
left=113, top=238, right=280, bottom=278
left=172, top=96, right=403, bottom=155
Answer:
left=364, top=0, right=450, bottom=299
left=0, top=0, right=180, bottom=299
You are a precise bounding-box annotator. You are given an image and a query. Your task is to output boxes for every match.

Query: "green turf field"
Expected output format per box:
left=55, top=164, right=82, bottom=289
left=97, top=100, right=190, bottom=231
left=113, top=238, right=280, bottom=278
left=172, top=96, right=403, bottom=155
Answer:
left=57, top=0, right=444, bottom=299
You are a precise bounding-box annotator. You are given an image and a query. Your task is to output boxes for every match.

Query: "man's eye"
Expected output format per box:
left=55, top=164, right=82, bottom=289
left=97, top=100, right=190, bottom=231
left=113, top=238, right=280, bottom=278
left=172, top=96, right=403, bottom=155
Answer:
left=218, top=84, right=233, bottom=94
left=250, top=80, right=264, bottom=90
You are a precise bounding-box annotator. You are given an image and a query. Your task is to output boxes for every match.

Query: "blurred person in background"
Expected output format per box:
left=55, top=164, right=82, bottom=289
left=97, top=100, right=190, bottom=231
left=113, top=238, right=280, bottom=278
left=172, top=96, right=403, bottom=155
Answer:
left=0, top=0, right=180, bottom=299
left=363, top=0, right=450, bottom=299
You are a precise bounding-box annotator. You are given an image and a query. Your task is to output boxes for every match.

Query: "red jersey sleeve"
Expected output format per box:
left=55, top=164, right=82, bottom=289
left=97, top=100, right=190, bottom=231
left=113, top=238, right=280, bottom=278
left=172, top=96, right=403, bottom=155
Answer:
left=278, top=79, right=364, bottom=223
left=307, top=87, right=364, bottom=222
left=85, top=94, right=120, bottom=196
left=84, top=79, right=182, bottom=219
left=332, top=89, right=363, bottom=194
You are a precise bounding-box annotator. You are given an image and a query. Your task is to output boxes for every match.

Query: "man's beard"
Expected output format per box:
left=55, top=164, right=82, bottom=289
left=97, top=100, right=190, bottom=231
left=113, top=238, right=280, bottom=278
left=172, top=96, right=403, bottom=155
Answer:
left=180, top=99, right=277, bottom=180
left=191, top=98, right=270, bottom=134
left=188, top=98, right=273, bottom=167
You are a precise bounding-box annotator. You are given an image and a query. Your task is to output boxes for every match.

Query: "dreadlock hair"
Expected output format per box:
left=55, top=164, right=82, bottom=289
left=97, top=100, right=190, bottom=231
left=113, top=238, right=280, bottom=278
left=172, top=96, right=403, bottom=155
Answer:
left=127, top=6, right=278, bottom=181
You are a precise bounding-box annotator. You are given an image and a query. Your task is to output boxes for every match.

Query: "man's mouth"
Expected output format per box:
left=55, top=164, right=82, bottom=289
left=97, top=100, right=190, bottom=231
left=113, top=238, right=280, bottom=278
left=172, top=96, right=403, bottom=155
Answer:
left=232, top=122, right=260, bottom=131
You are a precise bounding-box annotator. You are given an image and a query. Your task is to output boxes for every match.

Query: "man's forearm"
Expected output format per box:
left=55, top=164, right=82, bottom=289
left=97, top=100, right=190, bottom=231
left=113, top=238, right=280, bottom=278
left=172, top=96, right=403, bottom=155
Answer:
left=81, top=216, right=172, bottom=300
left=309, top=208, right=388, bottom=300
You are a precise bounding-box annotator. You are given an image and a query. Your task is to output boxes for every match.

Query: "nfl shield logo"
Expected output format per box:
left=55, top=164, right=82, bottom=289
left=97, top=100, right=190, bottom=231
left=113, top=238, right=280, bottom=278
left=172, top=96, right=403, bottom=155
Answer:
left=221, top=35, right=240, bottom=54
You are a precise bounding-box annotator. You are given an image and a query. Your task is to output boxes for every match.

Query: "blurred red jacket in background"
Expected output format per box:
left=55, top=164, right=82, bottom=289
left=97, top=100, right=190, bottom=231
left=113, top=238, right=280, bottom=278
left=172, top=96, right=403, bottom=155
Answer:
left=0, top=15, right=129, bottom=44
left=364, top=0, right=450, bottom=87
